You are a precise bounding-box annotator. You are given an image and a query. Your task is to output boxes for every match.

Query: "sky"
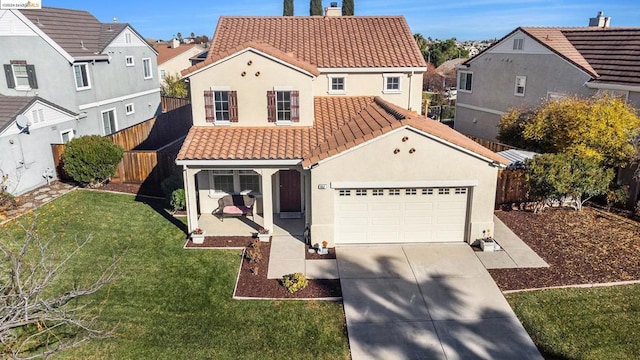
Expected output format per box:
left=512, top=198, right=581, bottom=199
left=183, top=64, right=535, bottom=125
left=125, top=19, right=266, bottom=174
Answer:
left=43, top=0, right=640, bottom=41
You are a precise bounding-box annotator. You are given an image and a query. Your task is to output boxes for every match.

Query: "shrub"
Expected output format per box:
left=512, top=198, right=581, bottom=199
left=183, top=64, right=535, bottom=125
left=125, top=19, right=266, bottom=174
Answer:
left=281, top=272, right=308, bottom=293
left=245, top=239, right=262, bottom=264
left=160, top=173, right=184, bottom=197
left=170, top=189, right=186, bottom=211
left=62, top=136, right=123, bottom=187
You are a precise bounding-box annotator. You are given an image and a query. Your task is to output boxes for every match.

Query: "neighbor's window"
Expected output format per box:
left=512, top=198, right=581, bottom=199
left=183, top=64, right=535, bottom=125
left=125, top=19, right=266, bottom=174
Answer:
left=12, top=64, right=29, bottom=88
left=267, top=90, right=299, bottom=123
left=328, top=75, right=346, bottom=94
left=513, top=38, right=524, bottom=50
left=211, top=170, right=234, bottom=193
left=125, top=103, right=135, bottom=115
left=73, top=63, right=91, bottom=90
left=101, top=109, right=117, bottom=135
left=60, top=129, right=74, bottom=144
left=239, top=170, right=260, bottom=193
left=125, top=56, right=135, bottom=66
left=383, top=74, right=401, bottom=93
left=160, top=69, right=166, bottom=80
left=4, top=61, right=38, bottom=89
left=142, top=58, right=152, bottom=79
left=457, top=71, right=472, bottom=92
left=515, top=76, right=526, bottom=96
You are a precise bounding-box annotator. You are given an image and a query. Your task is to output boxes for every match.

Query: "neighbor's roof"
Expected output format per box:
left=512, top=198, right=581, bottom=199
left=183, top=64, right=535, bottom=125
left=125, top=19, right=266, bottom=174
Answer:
left=154, top=43, right=203, bottom=64
left=19, top=7, right=144, bottom=58
left=0, top=95, right=77, bottom=133
left=176, top=97, right=507, bottom=166
left=182, top=16, right=426, bottom=76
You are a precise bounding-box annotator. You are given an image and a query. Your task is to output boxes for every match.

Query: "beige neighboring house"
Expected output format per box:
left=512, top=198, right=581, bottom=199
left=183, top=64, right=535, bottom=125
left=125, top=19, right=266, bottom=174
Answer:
left=154, top=39, right=204, bottom=84
left=176, top=11, right=507, bottom=247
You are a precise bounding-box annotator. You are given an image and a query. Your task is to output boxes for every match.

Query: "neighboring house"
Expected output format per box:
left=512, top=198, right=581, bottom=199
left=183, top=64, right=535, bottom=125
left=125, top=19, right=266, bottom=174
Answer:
left=176, top=11, right=507, bottom=247
left=0, top=7, right=160, bottom=137
left=0, top=95, right=77, bottom=194
left=154, top=39, right=205, bottom=84
left=454, top=12, right=640, bottom=142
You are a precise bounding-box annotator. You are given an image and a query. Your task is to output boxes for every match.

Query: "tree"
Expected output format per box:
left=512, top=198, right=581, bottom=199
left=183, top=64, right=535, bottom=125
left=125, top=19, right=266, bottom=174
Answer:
left=161, top=73, right=188, bottom=98
left=310, top=0, right=322, bottom=16
left=499, top=94, right=640, bottom=167
left=283, top=0, right=293, bottom=16
left=342, top=0, right=354, bottom=15
left=0, top=221, right=119, bottom=358
left=413, top=33, right=429, bottom=63
left=424, top=38, right=468, bottom=67
left=525, top=153, right=614, bottom=212
left=190, top=32, right=195, bottom=38
left=62, top=136, right=124, bottom=188
left=176, top=32, right=182, bottom=42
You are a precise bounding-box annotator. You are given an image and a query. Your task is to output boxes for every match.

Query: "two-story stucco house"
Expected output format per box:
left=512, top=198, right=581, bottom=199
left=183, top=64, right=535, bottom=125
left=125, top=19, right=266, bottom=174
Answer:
left=454, top=12, right=640, bottom=142
left=0, top=6, right=161, bottom=194
left=176, top=12, right=507, bottom=247
left=154, top=39, right=205, bottom=85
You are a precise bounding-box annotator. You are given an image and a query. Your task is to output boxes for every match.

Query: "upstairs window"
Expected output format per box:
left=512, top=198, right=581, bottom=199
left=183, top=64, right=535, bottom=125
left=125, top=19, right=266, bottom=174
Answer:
left=73, top=63, right=91, bottom=90
left=328, top=75, right=347, bottom=94
left=383, top=74, right=401, bottom=93
left=457, top=71, right=472, bottom=92
left=267, top=90, right=299, bottom=123
left=515, top=76, right=526, bottom=96
left=142, top=58, right=152, bottom=79
left=204, top=90, right=238, bottom=123
left=4, top=61, right=38, bottom=90
left=125, top=56, right=135, bottom=66
left=101, top=109, right=117, bottom=135
left=513, top=38, right=524, bottom=50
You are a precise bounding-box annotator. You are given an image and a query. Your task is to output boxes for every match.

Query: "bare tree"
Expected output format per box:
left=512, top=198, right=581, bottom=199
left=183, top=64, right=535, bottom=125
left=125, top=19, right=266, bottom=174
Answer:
left=0, top=221, right=121, bottom=359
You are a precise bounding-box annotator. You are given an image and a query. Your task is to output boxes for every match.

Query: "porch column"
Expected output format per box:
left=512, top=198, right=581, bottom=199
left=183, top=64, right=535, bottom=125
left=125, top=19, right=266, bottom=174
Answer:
left=260, top=168, right=278, bottom=233
left=183, top=167, right=200, bottom=232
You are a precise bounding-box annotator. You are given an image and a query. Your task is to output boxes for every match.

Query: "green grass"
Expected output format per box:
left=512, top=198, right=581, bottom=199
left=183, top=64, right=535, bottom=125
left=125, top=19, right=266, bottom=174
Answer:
left=507, top=285, right=640, bottom=360
left=2, top=191, right=349, bottom=359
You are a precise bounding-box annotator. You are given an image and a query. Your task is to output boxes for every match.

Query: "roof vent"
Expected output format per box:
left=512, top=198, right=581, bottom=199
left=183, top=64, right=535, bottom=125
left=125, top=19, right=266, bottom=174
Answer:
left=80, top=41, right=88, bottom=51
left=112, top=16, right=118, bottom=23
left=35, top=17, right=43, bottom=27
left=107, top=25, right=113, bottom=32
left=589, top=11, right=611, bottom=28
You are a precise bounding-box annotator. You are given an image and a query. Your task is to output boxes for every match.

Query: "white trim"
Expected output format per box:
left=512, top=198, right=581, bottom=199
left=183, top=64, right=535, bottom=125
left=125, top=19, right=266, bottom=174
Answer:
left=176, top=159, right=301, bottom=166
left=327, top=74, right=347, bottom=94
left=211, top=85, right=231, bottom=91
left=11, top=10, right=75, bottom=63
left=273, top=85, right=294, bottom=91
left=457, top=71, right=473, bottom=93
left=585, top=82, right=640, bottom=92
left=125, top=103, right=135, bottom=115
left=331, top=180, right=478, bottom=189
left=10, top=63, right=30, bottom=89
left=382, top=73, right=402, bottom=94
left=101, top=108, right=118, bottom=135
left=78, top=88, right=159, bottom=110
left=142, top=58, right=153, bottom=79
left=60, top=128, right=75, bottom=143
left=125, top=56, right=135, bottom=66
left=185, top=47, right=317, bottom=78
left=319, top=67, right=427, bottom=73
left=275, top=120, right=293, bottom=126
left=73, top=63, right=92, bottom=91
left=456, top=102, right=506, bottom=116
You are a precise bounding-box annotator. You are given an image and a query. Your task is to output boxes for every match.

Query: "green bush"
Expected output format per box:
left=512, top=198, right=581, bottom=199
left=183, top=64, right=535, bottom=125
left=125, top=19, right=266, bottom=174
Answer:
left=62, top=136, right=124, bottom=187
left=281, top=272, right=308, bottom=293
left=170, top=189, right=186, bottom=211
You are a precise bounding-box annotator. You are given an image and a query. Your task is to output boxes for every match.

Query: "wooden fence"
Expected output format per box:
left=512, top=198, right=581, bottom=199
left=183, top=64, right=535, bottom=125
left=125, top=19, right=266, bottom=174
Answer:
left=495, top=169, right=529, bottom=207
left=161, top=96, right=190, bottom=113
left=466, top=135, right=517, bottom=153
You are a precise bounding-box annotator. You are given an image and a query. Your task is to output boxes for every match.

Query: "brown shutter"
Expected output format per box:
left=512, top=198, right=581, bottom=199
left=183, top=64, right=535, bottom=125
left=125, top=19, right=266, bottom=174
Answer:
left=291, top=90, right=299, bottom=122
left=267, top=90, right=276, bottom=122
left=4, top=65, right=15, bottom=89
left=229, top=90, right=238, bottom=122
left=204, top=90, right=214, bottom=122
left=26, top=64, right=38, bottom=89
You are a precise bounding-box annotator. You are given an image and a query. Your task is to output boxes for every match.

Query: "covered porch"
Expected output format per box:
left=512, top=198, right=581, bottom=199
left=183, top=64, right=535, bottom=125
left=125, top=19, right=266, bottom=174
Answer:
left=197, top=213, right=305, bottom=237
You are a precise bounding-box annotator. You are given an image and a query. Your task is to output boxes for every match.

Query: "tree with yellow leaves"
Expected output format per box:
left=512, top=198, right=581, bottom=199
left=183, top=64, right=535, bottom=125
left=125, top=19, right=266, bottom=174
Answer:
left=499, top=94, right=640, bottom=167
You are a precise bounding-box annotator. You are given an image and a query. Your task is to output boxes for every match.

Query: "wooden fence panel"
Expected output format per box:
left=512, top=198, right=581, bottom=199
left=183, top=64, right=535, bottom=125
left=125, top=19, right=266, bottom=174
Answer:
left=466, top=135, right=517, bottom=153
left=50, top=144, right=70, bottom=180
left=495, top=169, right=529, bottom=207
left=161, top=96, right=190, bottom=113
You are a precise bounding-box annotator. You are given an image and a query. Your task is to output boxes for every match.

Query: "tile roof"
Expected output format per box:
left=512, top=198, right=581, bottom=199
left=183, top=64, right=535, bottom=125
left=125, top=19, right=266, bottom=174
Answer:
left=20, top=7, right=138, bottom=58
left=0, top=95, right=35, bottom=133
left=194, top=16, right=426, bottom=72
left=182, top=41, right=321, bottom=77
left=154, top=43, right=202, bottom=65
left=176, top=97, right=507, bottom=166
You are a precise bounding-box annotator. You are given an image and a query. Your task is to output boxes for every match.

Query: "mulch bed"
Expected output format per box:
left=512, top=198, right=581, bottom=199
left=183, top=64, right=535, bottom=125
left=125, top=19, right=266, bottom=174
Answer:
left=186, top=236, right=342, bottom=299
left=490, top=207, right=640, bottom=291
left=101, top=182, right=164, bottom=197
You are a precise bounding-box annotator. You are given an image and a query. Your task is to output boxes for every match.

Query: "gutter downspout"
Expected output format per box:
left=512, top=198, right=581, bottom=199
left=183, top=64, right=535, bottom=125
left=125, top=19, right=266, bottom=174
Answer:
left=407, top=71, right=414, bottom=111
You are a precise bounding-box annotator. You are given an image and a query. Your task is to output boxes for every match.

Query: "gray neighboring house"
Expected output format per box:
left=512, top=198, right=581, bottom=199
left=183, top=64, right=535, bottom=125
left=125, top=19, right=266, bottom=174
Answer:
left=0, top=6, right=161, bottom=194
left=454, top=12, right=640, bottom=141
left=0, top=95, right=77, bottom=194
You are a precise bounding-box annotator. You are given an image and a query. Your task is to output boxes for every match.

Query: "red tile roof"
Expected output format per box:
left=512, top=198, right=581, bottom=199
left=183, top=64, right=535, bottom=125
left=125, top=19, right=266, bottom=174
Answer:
left=182, top=16, right=426, bottom=76
left=154, top=43, right=202, bottom=65
left=176, top=97, right=507, bottom=166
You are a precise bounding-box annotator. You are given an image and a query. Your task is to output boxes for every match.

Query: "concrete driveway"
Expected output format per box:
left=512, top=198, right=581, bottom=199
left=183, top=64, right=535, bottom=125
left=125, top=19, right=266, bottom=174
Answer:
left=337, top=244, right=543, bottom=360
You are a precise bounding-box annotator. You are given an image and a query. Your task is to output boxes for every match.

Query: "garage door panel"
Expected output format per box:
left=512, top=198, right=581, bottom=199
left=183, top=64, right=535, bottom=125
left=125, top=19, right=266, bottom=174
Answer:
left=335, top=187, right=468, bottom=244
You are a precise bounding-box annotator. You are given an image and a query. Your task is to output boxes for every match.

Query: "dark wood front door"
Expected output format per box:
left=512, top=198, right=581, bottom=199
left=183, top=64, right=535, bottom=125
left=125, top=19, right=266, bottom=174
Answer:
left=279, top=170, right=301, bottom=212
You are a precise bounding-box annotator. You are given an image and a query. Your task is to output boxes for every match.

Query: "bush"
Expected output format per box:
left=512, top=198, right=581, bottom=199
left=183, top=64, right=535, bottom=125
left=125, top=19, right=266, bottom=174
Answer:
left=170, top=189, right=186, bottom=211
left=62, top=136, right=123, bottom=187
left=281, top=272, right=308, bottom=293
left=160, top=173, right=184, bottom=197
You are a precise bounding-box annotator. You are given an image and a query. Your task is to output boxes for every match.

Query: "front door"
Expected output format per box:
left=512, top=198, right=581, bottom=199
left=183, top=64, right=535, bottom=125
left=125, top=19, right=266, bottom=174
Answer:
left=279, top=170, right=301, bottom=212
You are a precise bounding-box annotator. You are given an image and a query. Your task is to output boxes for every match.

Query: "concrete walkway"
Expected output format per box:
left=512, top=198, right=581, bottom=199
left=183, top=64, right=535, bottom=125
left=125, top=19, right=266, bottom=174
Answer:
left=338, top=244, right=543, bottom=360
left=266, top=235, right=339, bottom=280
left=474, top=215, right=549, bottom=269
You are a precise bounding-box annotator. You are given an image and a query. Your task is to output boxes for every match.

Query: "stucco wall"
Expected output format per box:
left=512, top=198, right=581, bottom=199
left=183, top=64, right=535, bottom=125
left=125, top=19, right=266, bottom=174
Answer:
left=189, top=51, right=316, bottom=127
left=158, top=46, right=203, bottom=83
left=310, top=127, right=499, bottom=246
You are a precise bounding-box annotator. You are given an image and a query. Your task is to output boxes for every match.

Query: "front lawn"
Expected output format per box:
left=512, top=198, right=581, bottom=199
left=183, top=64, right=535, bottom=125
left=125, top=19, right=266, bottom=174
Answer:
left=2, top=191, right=349, bottom=359
left=507, top=285, right=640, bottom=360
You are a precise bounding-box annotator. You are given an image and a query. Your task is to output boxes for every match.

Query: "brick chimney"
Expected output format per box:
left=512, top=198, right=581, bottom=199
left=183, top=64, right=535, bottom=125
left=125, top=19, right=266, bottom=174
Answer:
left=325, top=2, right=341, bottom=17
left=589, top=11, right=611, bottom=28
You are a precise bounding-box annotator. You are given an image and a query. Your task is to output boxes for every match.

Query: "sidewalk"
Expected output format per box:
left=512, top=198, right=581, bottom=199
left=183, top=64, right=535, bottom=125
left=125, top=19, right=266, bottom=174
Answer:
left=266, top=235, right=339, bottom=280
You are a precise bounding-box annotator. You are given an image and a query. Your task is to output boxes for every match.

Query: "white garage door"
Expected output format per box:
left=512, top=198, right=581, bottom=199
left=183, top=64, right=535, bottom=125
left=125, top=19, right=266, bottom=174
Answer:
left=335, top=187, right=469, bottom=244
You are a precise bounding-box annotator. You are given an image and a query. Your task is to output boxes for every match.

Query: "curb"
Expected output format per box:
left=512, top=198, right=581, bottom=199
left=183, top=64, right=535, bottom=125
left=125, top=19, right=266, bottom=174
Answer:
left=503, top=279, right=640, bottom=294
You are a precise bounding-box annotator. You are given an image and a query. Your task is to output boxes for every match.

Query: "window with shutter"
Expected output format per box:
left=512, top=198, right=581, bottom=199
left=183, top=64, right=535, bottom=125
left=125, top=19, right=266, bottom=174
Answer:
left=4, top=62, right=38, bottom=90
left=267, top=90, right=276, bottom=122
left=204, top=90, right=214, bottom=122
left=229, top=90, right=238, bottom=122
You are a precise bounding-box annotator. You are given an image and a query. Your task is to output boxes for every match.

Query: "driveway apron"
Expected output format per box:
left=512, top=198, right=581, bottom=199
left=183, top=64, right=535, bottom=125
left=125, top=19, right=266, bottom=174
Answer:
left=337, top=244, right=543, bottom=360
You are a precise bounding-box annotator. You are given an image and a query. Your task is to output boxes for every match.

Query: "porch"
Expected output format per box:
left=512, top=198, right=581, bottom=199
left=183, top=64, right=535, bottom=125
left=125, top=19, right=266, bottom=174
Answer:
left=197, top=213, right=306, bottom=237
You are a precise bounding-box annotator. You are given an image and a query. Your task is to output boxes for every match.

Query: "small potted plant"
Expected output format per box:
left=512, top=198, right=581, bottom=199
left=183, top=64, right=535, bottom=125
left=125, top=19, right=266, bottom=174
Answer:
left=256, top=227, right=271, bottom=242
left=479, top=229, right=498, bottom=252
left=317, top=240, right=329, bottom=255
left=191, top=228, right=205, bottom=244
